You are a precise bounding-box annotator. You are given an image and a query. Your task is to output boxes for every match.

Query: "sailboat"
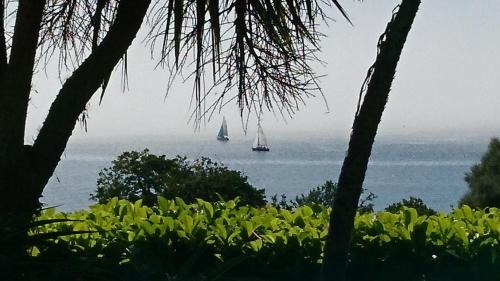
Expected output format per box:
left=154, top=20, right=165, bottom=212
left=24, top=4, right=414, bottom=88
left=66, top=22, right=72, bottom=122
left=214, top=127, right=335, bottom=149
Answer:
left=217, top=117, right=229, bottom=141
left=252, top=123, right=270, bottom=151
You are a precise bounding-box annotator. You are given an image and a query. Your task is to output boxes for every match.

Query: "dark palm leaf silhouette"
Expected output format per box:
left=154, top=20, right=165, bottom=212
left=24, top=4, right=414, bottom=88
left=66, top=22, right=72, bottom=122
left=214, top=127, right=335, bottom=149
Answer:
left=15, top=0, right=349, bottom=122
left=148, top=0, right=350, bottom=121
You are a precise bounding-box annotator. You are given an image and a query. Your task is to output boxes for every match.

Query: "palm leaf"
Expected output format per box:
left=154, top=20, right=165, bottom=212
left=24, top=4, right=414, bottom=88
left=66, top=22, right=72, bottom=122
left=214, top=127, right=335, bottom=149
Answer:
left=28, top=230, right=97, bottom=243
left=162, top=0, right=175, bottom=55
left=208, top=0, right=221, bottom=72
left=29, top=218, right=82, bottom=228
left=195, top=0, right=207, bottom=92
left=174, top=0, right=184, bottom=67
left=331, top=0, right=352, bottom=25
left=147, top=0, right=352, bottom=121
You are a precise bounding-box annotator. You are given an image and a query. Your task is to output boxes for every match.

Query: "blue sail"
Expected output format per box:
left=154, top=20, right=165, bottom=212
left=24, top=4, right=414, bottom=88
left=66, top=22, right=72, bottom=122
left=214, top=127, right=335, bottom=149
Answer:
left=217, top=117, right=229, bottom=141
left=217, top=126, right=225, bottom=138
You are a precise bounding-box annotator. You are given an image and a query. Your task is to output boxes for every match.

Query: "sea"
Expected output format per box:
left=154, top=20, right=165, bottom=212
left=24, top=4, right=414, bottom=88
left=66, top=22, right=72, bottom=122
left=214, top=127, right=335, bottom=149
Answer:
left=41, top=134, right=490, bottom=212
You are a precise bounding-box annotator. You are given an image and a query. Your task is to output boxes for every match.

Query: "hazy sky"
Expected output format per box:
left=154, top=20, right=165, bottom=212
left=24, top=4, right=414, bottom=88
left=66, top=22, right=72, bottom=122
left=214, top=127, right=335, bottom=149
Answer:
left=26, top=1, right=500, bottom=142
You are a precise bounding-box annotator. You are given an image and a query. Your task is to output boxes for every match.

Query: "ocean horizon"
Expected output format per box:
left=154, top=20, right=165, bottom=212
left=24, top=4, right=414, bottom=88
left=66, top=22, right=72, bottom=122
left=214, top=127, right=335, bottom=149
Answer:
left=42, top=134, right=491, bottom=212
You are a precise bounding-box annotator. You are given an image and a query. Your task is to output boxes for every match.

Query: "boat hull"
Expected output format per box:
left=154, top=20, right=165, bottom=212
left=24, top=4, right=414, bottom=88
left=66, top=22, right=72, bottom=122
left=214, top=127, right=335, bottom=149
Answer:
left=217, top=136, right=229, bottom=141
left=252, top=146, right=270, bottom=152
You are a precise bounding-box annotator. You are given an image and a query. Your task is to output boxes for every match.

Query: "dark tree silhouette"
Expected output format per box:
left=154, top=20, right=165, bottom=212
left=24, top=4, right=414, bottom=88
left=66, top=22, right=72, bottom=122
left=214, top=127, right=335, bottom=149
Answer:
left=460, top=138, right=500, bottom=208
left=0, top=0, right=152, bottom=258
left=321, top=1, right=421, bottom=280
left=91, top=150, right=266, bottom=207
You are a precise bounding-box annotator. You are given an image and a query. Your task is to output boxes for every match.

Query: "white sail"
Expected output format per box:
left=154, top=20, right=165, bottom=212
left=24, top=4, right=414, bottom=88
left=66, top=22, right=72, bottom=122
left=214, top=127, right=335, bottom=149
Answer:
left=257, top=124, right=267, bottom=146
left=252, top=132, right=259, bottom=147
left=252, top=123, right=269, bottom=151
left=222, top=117, right=228, bottom=137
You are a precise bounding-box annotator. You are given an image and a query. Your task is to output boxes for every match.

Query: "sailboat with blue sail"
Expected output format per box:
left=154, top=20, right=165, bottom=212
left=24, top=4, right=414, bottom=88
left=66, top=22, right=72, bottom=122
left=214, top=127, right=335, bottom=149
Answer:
left=217, top=117, right=229, bottom=141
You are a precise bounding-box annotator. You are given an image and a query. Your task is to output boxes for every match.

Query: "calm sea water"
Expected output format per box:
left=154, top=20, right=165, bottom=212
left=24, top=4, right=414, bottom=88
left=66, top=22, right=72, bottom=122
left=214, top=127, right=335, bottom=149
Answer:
left=42, top=135, right=489, bottom=212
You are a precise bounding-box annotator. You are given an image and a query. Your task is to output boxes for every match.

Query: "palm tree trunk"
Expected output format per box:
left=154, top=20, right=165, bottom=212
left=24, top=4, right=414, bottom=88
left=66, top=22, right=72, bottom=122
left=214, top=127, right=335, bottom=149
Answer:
left=0, top=0, right=151, bottom=263
left=32, top=0, right=151, bottom=193
left=321, top=1, right=421, bottom=280
left=0, top=1, right=47, bottom=257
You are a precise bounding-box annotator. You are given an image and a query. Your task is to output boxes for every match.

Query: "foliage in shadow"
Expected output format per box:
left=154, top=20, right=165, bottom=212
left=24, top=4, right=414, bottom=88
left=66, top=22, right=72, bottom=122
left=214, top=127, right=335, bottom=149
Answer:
left=21, top=198, right=500, bottom=281
left=91, top=149, right=266, bottom=207
left=271, top=180, right=376, bottom=214
left=460, top=138, right=500, bottom=209
left=385, top=196, right=436, bottom=216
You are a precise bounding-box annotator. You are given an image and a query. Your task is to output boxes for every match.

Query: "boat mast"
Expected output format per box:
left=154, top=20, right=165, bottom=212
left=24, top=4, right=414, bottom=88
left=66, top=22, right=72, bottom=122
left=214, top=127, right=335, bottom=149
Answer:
left=257, top=121, right=261, bottom=146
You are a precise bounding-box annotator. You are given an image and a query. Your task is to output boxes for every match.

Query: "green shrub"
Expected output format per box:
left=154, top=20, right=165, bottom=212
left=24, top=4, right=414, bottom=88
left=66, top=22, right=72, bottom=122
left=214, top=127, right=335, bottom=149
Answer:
left=91, top=149, right=266, bottom=207
left=272, top=180, right=376, bottom=213
left=34, top=198, right=328, bottom=280
left=33, top=199, right=500, bottom=281
left=0, top=207, right=90, bottom=281
left=294, top=180, right=337, bottom=207
left=460, top=138, right=500, bottom=208
left=385, top=196, right=436, bottom=216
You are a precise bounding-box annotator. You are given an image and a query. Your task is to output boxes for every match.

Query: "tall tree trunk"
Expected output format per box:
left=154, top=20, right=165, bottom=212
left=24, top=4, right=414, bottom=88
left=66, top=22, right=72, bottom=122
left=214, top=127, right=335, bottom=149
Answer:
left=321, top=1, right=421, bottom=280
left=0, top=0, right=7, bottom=84
left=0, top=0, right=46, bottom=208
left=0, top=0, right=151, bottom=265
left=0, top=1, right=47, bottom=256
left=32, top=0, right=151, bottom=196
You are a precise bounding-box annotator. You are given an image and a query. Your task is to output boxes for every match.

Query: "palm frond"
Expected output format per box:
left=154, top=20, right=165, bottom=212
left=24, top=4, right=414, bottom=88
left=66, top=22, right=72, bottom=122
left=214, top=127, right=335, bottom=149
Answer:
left=147, top=0, right=350, bottom=124
left=1, top=0, right=350, bottom=124
left=37, top=0, right=119, bottom=72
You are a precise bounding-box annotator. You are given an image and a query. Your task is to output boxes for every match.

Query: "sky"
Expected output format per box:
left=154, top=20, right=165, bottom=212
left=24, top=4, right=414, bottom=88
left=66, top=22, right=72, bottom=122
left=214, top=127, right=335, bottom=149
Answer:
left=25, top=0, right=500, bottom=142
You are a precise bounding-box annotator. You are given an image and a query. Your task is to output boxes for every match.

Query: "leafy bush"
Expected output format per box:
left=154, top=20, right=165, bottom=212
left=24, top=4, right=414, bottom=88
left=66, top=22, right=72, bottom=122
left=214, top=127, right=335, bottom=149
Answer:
left=33, top=198, right=328, bottom=280
left=294, top=180, right=337, bottom=207
left=385, top=196, right=436, bottom=216
left=460, top=138, right=500, bottom=208
left=33, top=199, right=500, bottom=281
left=272, top=180, right=376, bottom=213
left=91, top=149, right=266, bottom=207
left=0, top=208, right=85, bottom=281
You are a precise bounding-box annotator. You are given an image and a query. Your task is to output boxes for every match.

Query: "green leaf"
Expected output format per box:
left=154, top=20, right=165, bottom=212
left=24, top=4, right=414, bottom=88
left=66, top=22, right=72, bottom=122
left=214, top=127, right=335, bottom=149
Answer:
left=175, top=197, right=188, bottom=210
left=241, top=221, right=254, bottom=238
left=300, top=206, right=314, bottom=218
left=141, top=220, right=155, bottom=235
left=164, top=217, right=175, bottom=231
left=30, top=246, right=40, bottom=257
left=249, top=239, right=263, bottom=251
left=227, top=229, right=241, bottom=243
left=204, top=201, right=214, bottom=219
left=215, top=223, right=227, bottom=240
left=127, top=231, right=136, bottom=242
left=134, top=199, right=143, bottom=208
left=404, top=208, right=418, bottom=230
left=157, top=196, right=171, bottom=213
left=180, top=214, right=194, bottom=235
left=226, top=200, right=236, bottom=210
left=177, top=230, right=188, bottom=239
left=150, top=214, right=161, bottom=224
left=280, top=209, right=293, bottom=222
left=462, top=205, right=474, bottom=222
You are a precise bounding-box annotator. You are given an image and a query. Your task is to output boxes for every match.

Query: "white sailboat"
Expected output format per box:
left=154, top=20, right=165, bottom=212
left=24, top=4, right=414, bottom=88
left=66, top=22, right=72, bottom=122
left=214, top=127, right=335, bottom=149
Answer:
left=252, top=123, right=270, bottom=151
left=217, top=117, right=229, bottom=141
